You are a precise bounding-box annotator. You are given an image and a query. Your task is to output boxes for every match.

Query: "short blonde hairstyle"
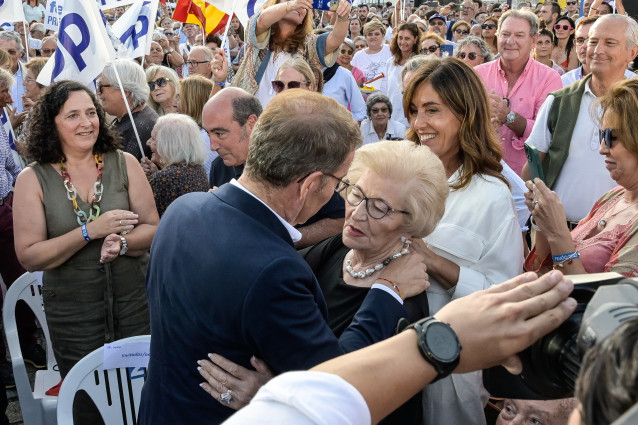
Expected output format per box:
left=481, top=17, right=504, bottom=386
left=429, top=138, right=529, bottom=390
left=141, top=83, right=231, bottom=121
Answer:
left=154, top=114, right=207, bottom=166
left=345, top=140, right=449, bottom=238
left=363, top=20, right=386, bottom=37
left=179, top=75, right=214, bottom=127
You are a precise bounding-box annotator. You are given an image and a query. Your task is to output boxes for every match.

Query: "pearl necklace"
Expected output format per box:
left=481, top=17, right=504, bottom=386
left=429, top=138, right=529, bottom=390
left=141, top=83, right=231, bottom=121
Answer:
left=345, top=237, right=411, bottom=279
left=598, top=197, right=638, bottom=228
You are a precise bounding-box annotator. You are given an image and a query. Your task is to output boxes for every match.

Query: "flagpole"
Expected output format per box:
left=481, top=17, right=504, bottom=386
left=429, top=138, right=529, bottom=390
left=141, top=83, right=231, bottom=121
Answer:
left=220, top=0, right=241, bottom=67
left=110, top=62, right=146, bottom=161
left=23, top=21, right=30, bottom=62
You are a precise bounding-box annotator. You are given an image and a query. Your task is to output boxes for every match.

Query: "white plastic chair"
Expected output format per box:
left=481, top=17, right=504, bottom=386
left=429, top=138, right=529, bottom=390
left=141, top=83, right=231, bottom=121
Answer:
left=56, top=335, right=150, bottom=425
left=3, top=271, right=60, bottom=425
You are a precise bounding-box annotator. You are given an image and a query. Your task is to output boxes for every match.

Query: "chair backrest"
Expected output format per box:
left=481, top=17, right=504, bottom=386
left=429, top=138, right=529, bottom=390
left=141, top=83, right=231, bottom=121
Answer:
left=3, top=271, right=57, bottom=371
left=57, top=335, right=151, bottom=425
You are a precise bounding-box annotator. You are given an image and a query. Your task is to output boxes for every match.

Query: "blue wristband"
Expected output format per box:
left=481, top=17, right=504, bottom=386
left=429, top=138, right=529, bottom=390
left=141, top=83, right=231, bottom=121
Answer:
left=81, top=224, right=91, bottom=242
left=552, top=251, right=579, bottom=263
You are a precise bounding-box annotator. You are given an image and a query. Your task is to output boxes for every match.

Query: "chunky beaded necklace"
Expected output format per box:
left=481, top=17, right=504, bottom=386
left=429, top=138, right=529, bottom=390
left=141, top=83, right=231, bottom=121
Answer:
left=60, top=154, right=104, bottom=226
left=345, top=237, right=411, bottom=279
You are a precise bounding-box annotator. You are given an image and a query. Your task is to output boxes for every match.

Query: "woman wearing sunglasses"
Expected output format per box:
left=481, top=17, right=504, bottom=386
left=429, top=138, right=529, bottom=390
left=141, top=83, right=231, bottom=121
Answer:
left=551, top=15, right=577, bottom=72
left=524, top=78, right=638, bottom=277
left=420, top=32, right=445, bottom=57
left=145, top=65, right=180, bottom=116
left=337, top=38, right=365, bottom=87
left=360, top=93, right=408, bottom=145
left=271, top=57, right=316, bottom=94
left=480, top=16, right=498, bottom=56
left=456, top=36, right=494, bottom=68
left=451, top=20, right=471, bottom=44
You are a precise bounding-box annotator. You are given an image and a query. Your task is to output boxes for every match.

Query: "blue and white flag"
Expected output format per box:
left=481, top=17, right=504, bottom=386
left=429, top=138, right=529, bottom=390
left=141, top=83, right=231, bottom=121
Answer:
left=44, top=0, right=64, bottom=32
left=0, top=0, right=27, bottom=24
left=0, top=108, right=24, bottom=168
left=208, top=0, right=259, bottom=28
left=112, top=0, right=159, bottom=59
left=37, top=0, right=116, bottom=87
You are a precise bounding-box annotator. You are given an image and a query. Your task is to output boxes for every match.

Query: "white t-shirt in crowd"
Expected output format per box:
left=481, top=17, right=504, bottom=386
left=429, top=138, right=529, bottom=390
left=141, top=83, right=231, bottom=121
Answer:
left=351, top=44, right=392, bottom=90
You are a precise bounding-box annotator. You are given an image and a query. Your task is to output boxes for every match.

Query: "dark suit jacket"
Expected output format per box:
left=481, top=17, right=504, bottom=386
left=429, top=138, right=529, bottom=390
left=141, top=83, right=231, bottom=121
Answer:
left=139, top=183, right=408, bottom=425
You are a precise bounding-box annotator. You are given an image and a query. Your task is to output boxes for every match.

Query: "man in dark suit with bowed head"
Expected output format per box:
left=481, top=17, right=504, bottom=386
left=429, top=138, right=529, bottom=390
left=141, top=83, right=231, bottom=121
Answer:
left=139, top=90, right=428, bottom=425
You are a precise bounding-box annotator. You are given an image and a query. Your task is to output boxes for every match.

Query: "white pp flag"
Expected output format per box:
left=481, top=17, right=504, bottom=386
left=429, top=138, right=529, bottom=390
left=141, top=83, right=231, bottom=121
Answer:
left=0, top=0, right=27, bottom=24
left=37, top=0, right=116, bottom=87
left=44, top=0, right=64, bottom=32
left=112, top=0, right=159, bottom=59
left=206, top=0, right=258, bottom=28
left=97, top=0, right=137, bottom=10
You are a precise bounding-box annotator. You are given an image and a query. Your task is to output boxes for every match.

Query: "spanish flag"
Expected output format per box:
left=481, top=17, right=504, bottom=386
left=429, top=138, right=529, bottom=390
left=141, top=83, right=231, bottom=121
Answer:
left=173, top=0, right=229, bottom=34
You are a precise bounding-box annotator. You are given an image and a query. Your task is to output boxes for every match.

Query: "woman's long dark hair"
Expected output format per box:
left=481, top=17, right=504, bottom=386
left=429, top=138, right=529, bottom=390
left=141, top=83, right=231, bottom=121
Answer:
left=24, top=80, right=121, bottom=163
left=553, top=15, right=575, bottom=63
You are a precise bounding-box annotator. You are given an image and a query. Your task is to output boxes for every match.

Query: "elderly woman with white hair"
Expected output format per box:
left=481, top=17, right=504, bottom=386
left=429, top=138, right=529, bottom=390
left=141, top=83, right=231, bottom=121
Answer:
left=456, top=36, right=495, bottom=67
left=98, top=59, right=158, bottom=161
left=146, top=114, right=209, bottom=216
left=360, top=93, right=409, bottom=145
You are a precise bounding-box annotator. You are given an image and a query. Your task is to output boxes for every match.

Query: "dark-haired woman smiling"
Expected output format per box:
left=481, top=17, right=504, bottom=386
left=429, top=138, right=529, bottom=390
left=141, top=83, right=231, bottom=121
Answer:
left=13, top=80, right=158, bottom=406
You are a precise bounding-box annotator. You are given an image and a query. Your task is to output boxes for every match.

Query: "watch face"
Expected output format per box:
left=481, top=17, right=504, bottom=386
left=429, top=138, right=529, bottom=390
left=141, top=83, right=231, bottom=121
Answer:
left=425, top=322, right=460, bottom=362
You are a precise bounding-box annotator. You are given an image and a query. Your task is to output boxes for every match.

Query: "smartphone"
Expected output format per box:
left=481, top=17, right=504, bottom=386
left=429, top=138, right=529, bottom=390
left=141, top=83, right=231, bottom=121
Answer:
left=440, top=44, right=454, bottom=57
left=524, top=143, right=545, bottom=182
left=427, top=1, right=439, bottom=6
left=450, top=4, right=460, bottom=11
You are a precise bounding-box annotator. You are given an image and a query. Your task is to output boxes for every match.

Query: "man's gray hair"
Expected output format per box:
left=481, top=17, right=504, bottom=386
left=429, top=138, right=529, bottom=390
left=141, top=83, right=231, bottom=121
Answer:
left=152, top=31, right=168, bottom=42
left=0, top=31, right=23, bottom=51
left=0, top=68, right=15, bottom=89
left=30, top=23, right=45, bottom=34
left=154, top=114, right=207, bottom=166
left=457, top=36, right=495, bottom=62
left=498, top=9, right=539, bottom=37
left=101, top=59, right=150, bottom=108
left=189, top=45, right=215, bottom=62
left=596, top=14, right=638, bottom=49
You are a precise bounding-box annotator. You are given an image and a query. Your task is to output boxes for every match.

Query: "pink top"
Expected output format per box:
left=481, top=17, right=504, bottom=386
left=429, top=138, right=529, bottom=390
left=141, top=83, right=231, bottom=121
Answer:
left=475, top=57, right=563, bottom=175
left=350, top=66, right=365, bottom=86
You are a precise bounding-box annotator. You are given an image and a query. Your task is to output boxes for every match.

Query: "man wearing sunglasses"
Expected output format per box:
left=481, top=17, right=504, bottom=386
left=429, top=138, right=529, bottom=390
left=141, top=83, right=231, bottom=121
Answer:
left=523, top=14, right=638, bottom=226
left=475, top=9, right=562, bottom=176
left=564, top=0, right=579, bottom=16
left=141, top=90, right=419, bottom=425
left=39, top=36, right=57, bottom=58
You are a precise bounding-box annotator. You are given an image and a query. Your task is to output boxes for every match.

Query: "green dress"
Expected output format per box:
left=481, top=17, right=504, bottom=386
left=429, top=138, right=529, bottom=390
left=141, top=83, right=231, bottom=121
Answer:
left=31, top=150, right=150, bottom=378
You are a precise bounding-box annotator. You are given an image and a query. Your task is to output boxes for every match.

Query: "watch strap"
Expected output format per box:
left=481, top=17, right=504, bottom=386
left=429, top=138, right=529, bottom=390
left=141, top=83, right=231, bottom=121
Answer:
left=406, top=317, right=461, bottom=382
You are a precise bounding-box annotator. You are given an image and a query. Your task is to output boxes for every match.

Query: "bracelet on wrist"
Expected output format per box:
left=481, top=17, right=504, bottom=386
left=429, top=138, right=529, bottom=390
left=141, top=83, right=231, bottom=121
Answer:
left=377, top=277, right=403, bottom=300
left=337, top=14, right=348, bottom=22
left=552, top=251, right=579, bottom=269
left=81, top=223, right=91, bottom=242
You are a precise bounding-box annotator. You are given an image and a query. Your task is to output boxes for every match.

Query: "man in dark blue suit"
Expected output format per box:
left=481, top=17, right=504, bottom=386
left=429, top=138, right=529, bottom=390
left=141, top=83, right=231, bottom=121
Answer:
left=139, top=91, right=427, bottom=425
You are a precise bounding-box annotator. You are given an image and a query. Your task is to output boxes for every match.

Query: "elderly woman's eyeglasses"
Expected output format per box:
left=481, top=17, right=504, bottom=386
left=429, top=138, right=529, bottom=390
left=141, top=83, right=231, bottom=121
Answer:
left=421, top=45, right=440, bottom=54
left=455, top=28, right=470, bottom=35
left=340, top=49, right=354, bottom=55
left=96, top=82, right=112, bottom=94
left=345, top=184, right=410, bottom=220
left=271, top=80, right=309, bottom=93
left=458, top=51, right=479, bottom=60
left=148, top=77, right=169, bottom=91
left=599, top=128, right=615, bottom=148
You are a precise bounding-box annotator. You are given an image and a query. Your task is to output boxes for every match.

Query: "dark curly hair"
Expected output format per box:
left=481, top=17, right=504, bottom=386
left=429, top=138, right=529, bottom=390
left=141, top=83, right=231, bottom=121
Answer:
left=24, top=80, right=121, bottom=163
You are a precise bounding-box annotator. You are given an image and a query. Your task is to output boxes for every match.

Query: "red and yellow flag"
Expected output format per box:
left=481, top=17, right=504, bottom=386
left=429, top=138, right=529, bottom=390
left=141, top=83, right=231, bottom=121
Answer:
left=173, top=0, right=229, bottom=35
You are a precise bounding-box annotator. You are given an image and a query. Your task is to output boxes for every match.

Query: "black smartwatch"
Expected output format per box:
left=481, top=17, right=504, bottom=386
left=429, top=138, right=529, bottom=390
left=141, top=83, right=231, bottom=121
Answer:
left=406, top=317, right=461, bottom=382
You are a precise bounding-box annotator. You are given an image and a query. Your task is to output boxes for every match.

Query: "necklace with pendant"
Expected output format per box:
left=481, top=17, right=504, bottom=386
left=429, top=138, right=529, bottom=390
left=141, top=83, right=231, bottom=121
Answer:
left=598, top=197, right=638, bottom=228
left=60, top=154, right=104, bottom=226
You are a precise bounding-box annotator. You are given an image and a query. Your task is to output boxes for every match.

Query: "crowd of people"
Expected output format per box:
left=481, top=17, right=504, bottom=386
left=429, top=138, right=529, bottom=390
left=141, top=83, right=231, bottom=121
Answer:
left=0, top=0, right=638, bottom=424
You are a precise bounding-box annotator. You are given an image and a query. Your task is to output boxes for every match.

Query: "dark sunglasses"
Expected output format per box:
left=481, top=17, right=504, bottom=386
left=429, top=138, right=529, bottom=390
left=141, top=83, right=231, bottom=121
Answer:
left=340, top=49, right=354, bottom=55
left=566, top=1, right=577, bottom=5
left=421, top=45, right=440, bottom=54
left=455, top=29, right=470, bottom=35
left=458, top=51, right=479, bottom=60
left=482, top=23, right=496, bottom=29
left=41, top=48, right=56, bottom=54
left=96, top=82, right=112, bottom=94
left=148, top=77, right=169, bottom=91
left=271, top=80, right=308, bottom=93
left=165, top=32, right=175, bottom=36
left=554, top=24, right=574, bottom=31
left=599, top=128, right=615, bottom=148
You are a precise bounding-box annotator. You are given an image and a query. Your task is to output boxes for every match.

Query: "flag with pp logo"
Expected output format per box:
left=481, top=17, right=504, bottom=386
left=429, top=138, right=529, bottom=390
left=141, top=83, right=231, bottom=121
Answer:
left=112, top=0, right=159, bottom=59
left=0, top=0, right=27, bottom=24
left=37, top=0, right=116, bottom=87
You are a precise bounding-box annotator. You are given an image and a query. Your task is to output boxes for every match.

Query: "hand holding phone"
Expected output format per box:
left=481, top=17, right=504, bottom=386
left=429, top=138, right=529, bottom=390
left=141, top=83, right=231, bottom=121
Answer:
left=524, top=143, right=545, bottom=182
